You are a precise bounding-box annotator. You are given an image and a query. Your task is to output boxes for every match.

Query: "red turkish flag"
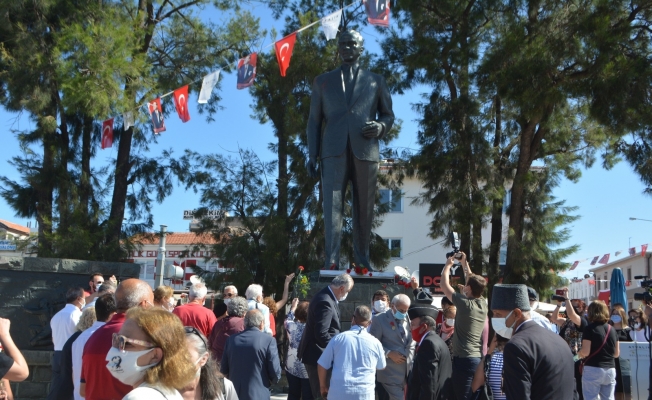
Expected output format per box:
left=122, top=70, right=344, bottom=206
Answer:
left=147, top=98, right=166, bottom=134
left=570, top=261, right=579, bottom=270
left=101, top=118, right=114, bottom=149
left=642, top=244, right=648, bottom=257
left=598, top=253, right=610, bottom=264
left=275, top=33, right=297, bottom=77
left=590, top=256, right=599, bottom=265
left=364, top=0, right=390, bottom=27
left=173, top=85, right=191, bottom=123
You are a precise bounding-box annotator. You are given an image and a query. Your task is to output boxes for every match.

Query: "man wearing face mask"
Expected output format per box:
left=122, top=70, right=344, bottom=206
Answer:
left=371, top=290, right=390, bottom=318
left=245, top=284, right=272, bottom=335
left=369, top=294, right=415, bottom=400
left=405, top=302, right=452, bottom=400
left=80, top=278, right=154, bottom=400
left=222, top=285, right=238, bottom=305
left=48, top=287, right=85, bottom=400
left=491, top=284, right=576, bottom=400
left=317, top=305, right=386, bottom=400
left=299, top=273, right=354, bottom=399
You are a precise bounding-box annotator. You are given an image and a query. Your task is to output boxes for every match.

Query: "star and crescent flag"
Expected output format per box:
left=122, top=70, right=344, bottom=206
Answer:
left=570, top=261, right=579, bottom=270
left=642, top=244, right=648, bottom=257
left=198, top=70, right=220, bottom=104
left=590, top=256, right=599, bottom=266
left=598, top=253, right=610, bottom=264
left=101, top=118, right=114, bottom=150
left=173, top=85, right=191, bottom=122
left=569, top=242, right=652, bottom=271
left=147, top=98, right=166, bottom=134
left=321, top=9, right=342, bottom=40
left=275, top=33, right=297, bottom=77
left=364, top=0, right=390, bottom=27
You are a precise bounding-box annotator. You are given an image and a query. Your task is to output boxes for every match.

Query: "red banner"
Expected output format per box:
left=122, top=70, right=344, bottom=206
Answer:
left=236, top=53, right=257, bottom=90
left=570, top=261, right=579, bottom=270
left=147, top=98, right=166, bottom=134
left=275, top=33, right=297, bottom=77
left=364, top=0, right=390, bottom=27
left=173, top=85, right=191, bottom=122
left=642, top=244, right=648, bottom=257
left=590, top=256, right=599, bottom=265
left=598, top=254, right=610, bottom=264
left=101, top=118, right=114, bottom=149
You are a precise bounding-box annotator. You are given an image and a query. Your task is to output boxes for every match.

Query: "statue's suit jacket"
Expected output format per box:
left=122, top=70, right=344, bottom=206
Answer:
left=307, top=65, right=395, bottom=162
left=369, top=309, right=415, bottom=385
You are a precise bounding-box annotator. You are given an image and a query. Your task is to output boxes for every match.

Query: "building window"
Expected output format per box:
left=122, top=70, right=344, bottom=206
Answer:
left=379, top=189, right=402, bottom=212
left=627, top=267, right=632, bottom=282
left=604, top=272, right=608, bottom=289
left=383, top=238, right=402, bottom=259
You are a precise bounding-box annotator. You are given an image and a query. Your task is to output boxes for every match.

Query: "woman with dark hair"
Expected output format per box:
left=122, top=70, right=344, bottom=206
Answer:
left=579, top=300, right=619, bottom=400
left=435, top=306, right=456, bottom=361
left=262, top=297, right=278, bottom=337
left=629, top=309, right=651, bottom=342
left=180, top=327, right=238, bottom=400
left=609, top=307, right=631, bottom=400
left=285, top=298, right=312, bottom=400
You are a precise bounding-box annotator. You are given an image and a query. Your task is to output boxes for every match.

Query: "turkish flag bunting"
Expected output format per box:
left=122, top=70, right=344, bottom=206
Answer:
left=364, top=0, right=390, bottom=27
left=101, top=118, right=114, bottom=149
left=570, top=261, right=579, bottom=270
left=275, top=33, right=297, bottom=77
left=598, top=254, right=610, bottom=264
left=642, top=244, right=648, bottom=257
left=174, top=85, right=191, bottom=122
left=590, top=256, right=599, bottom=265
left=629, top=247, right=636, bottom=256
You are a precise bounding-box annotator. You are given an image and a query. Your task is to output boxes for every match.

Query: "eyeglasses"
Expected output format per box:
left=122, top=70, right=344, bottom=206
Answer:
left=184, top=326, right=208, bottom=350
left=223, top=293, right=235, bottom=298
left=112, top=333, right=155, bottom=352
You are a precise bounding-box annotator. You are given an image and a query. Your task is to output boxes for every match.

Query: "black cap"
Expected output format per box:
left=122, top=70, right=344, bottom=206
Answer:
left=526, top=286, right=538, bottom=301
left=407, top=303, right=439, bottom=321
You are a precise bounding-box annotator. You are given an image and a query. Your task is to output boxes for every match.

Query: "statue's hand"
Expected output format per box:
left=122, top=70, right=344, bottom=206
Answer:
left=307, top=157, right=319, bottom=179
left=362, top=121, right=382, bottom=138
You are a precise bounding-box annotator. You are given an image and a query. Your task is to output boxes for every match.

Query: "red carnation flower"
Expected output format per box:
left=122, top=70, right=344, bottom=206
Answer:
left=346, top=269, right=352, bottom=274
left=330, top=263, right=336, bottom=270
left=362, top=268, right=369, bottom=275
left=299, top=265, right=304, bottom=271
left=394, top=274, right=400, bottom=280
left=355, top=267, right=362, bottom=274
left=368, top=272, right=373, bottom=277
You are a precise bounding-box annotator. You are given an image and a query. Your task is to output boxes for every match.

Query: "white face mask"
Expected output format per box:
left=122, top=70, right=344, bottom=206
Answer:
left=105, top=347, right=158, bottom=386
left=79, top=298, right=86, bottom=309
left=223, top=298, right=232, bottom=306
left=634, top=322, right=642, bottom=329
left=446, top=318, right=455, bottom=327
left=373, top=300, right=388, bottom=313
left=492, top=310, right=516, bottom=339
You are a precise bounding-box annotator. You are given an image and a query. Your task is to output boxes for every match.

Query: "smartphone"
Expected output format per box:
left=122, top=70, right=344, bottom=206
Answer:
left=555, top=289, right=565, bottom=296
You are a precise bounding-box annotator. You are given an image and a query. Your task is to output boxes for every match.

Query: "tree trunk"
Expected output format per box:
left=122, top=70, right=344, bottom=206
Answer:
left=37, top=133, right=55, bottom=256
left=106, top=127, right=134, bottom=257
left=488, top=96, right=504, bottom=285
left=79, top=117, right=94, bottom=220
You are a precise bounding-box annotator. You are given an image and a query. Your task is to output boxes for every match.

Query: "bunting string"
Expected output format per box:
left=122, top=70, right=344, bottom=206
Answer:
left=568, top=243, right=652, bottom=271
left=100, top=0, right=380, bottom=147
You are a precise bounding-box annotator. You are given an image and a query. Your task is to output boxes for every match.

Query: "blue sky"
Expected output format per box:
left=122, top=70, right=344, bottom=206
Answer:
left=1, top=2, right=650, bottom=281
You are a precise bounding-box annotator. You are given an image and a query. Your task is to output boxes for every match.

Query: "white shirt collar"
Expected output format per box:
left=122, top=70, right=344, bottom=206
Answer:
left=418, top=331, right=430, bottom=347
left=328, top=286, right=339, bottom=303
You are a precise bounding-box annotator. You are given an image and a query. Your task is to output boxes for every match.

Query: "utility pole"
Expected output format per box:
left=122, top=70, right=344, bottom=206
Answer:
left=155, top=225, right=167, bottom=289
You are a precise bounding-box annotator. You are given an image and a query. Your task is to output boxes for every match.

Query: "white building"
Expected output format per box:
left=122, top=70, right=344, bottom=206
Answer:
left=127, top=232, right=223, bottom=289
left=589, top=253, right=651, bottom=311
left=568, top=277, right=595, bottom=305
left=0, top=219, right=35, bottom=257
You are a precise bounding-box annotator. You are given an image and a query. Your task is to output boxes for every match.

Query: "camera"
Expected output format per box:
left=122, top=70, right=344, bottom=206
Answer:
left=633, top=275, right=652, bottom=304
left=445, top=232, right=463, bottom=259
left=551, top=294, right=566, bottom=302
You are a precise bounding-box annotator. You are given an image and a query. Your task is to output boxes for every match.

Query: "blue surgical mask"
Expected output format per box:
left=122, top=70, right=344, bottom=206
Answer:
left=610, top=315, right=622, bottom=323
left=394, top=310, right=407, bottom=320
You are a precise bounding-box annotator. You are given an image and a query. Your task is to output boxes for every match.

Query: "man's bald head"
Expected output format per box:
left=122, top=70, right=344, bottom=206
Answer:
left=115, top=278, right=154, bottom=312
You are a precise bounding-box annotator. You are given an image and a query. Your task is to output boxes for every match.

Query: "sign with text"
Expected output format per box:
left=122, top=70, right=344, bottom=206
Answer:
left=0, top=240, right=17, bottom=251
left=183, top=209, right=226, bottom=220
left=419, top=263, right=465, bottom=294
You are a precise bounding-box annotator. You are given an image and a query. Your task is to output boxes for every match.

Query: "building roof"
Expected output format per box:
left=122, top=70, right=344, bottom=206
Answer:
left=135, top=232, right=220, bottom=246
left=0, top=219, right=30, bottom=236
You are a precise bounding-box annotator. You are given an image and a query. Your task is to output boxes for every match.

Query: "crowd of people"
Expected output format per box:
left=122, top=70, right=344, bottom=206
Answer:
left=0, top=259, right=650, bottom=400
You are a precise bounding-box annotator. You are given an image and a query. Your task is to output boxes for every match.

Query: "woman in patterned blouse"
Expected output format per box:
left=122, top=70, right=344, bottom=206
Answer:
left=285, top=298, right=312, bottom=400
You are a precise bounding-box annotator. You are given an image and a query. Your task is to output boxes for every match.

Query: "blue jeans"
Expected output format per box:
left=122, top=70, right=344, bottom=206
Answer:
left=582, top=366, right=616, bottom=400
left=287, top=371, right=314, bottom=400
left=452, top=356, right=481, bottom=400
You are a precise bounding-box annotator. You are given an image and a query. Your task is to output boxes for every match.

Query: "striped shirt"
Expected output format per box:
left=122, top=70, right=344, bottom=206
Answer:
left=487, top=352, right=506, bottom=400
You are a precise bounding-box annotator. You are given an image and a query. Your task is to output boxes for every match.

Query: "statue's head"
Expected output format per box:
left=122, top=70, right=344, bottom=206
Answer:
left=338, top=29, right=364, bottom=64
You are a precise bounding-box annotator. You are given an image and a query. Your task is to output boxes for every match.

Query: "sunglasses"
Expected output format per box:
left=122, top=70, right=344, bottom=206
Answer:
left=112, top=333, right=155, bottom=352
left=184, top=326, right=208, bottom=350
left=223, top=293, right=235, bottom=298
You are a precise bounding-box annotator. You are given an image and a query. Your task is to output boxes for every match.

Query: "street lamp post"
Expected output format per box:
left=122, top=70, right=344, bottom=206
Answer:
left=629, top=217, right=652, bottom=222
left=155, top=225, right=167, bottom=289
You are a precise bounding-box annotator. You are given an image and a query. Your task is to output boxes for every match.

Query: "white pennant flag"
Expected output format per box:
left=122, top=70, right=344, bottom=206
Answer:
left=198, top=70, right=221, bottom=104
left=123, top=111, right=135, bottom=130
left=321, top=9, right=342, bottom=40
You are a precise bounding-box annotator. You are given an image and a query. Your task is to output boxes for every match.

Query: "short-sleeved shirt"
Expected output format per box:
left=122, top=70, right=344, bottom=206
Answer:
left=451, top=292, right=487, bottom=358
left=318, top=326, right=386, bottom=399
left=0, top=352, right=14, bottom=379
left=582, top=322, right=618, bottom=369
left=81, top=313, right=132, bottom=400
left=172, top=303, right=218, bottom=338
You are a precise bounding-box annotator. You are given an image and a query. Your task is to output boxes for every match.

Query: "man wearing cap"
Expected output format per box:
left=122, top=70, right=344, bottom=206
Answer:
left=491, top=284, right=576, bottom=400
left=369, top=294, right=415, bottom=400
left=405, top=302, right=452, bottom=400
left=526, top=286, right=556, bottom=332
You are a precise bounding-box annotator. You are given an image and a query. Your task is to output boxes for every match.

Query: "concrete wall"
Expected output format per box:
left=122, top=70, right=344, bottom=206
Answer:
left=8, top=350, right=53, bottom=400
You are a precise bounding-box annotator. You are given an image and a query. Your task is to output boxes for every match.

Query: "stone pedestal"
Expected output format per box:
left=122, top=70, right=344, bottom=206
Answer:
left=8, top=350, right=53, bottom=400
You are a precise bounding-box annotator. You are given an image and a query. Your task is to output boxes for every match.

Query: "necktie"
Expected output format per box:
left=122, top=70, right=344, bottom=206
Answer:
left=343, top=65, right=354, bottom=102
left=396, top=319, right=406, bottom=341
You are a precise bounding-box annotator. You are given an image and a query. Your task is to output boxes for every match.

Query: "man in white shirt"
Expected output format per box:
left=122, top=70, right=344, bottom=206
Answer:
left=245, top=284, right=272, bottom=335
left=72, top=293, right=117, bottom=400
left=49, top=287, right=84, bottom=398
left=318, top=305, right=386, bottom=400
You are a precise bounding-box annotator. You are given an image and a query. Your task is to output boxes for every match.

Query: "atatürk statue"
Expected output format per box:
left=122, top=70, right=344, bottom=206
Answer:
left=307, top=29, right=394, bottom=270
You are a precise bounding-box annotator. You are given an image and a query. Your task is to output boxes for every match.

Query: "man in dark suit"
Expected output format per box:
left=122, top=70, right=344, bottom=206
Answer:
left=221, top=309, right=281, bottom=400
left=298, top=273, right=354, bottom=398
left=306, top=29, right=394, bottom=270
left=491, top=284, right=577, bottom=400
left=406, top=303, right=452, bottom=400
